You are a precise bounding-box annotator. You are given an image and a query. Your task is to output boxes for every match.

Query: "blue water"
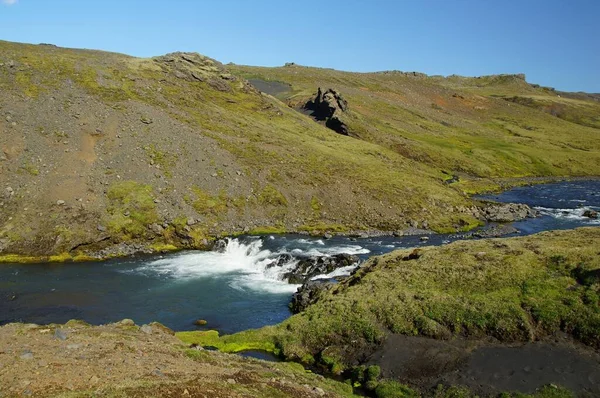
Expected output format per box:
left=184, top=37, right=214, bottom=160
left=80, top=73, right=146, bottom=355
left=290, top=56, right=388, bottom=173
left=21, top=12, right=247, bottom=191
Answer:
left=0, top=180, right=598, bottom=333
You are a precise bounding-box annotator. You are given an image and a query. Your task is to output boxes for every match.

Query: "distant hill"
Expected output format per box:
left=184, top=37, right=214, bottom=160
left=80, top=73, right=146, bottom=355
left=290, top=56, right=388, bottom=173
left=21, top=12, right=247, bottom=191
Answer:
left=0, top=40, right=599, bottom=259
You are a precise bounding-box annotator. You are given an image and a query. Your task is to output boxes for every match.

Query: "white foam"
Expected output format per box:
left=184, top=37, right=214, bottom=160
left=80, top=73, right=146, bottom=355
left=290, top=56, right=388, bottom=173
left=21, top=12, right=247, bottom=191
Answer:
left=311, top=264, right=359, bottom=280
left=131, top=238, right=369, bottom=294
left=534, top=206, right=600, bottom=223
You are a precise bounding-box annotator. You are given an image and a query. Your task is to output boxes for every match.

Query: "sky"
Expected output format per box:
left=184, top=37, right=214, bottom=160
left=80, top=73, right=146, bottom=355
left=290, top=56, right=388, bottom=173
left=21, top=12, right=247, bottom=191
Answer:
left=0, top=0, right=599, bottom=92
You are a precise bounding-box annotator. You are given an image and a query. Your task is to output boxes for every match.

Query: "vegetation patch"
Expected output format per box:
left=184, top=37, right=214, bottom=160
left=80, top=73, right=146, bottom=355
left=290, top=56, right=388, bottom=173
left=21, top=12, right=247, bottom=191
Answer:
left=258, top=184, right=288, bottom=207
left=106, top=181, right=159, bottom=239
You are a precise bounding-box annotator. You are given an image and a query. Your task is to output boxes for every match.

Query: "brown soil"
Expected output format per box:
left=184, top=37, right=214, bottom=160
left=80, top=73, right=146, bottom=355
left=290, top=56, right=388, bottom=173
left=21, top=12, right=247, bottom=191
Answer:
left=0, top=321, right=345, bottom=397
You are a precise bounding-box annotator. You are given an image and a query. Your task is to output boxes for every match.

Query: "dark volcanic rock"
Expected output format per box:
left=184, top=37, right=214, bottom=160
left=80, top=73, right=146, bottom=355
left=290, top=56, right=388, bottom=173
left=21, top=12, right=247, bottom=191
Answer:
left=290, top=279, right=337, bottom=313
left=304, top=88, right=350, bottom=135
left=283, top=253, right=359, bottom=284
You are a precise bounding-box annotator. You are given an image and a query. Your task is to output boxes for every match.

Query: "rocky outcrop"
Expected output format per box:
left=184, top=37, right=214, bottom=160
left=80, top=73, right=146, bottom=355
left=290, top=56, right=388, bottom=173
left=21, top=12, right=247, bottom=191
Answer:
left=283, top=253, right=359, bottom=284
left=290, top=279, right=339, bottom=313
left=583, top=209, right=598, bottom=219
left=304, top=88, right=350, bottom=135
left=480, top=203, right=538, bottom=223
left=153, top=52, right=241, bottom=92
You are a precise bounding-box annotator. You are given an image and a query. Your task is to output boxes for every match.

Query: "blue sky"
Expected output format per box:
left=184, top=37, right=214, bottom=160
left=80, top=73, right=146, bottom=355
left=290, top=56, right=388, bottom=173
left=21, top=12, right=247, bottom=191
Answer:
left=1, top=0, right=599, bottom=92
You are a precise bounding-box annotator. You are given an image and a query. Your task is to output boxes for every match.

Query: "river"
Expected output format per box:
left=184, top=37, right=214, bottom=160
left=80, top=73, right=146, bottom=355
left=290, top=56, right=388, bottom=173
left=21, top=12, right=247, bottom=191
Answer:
left=1, top=180, right=598, bottom=333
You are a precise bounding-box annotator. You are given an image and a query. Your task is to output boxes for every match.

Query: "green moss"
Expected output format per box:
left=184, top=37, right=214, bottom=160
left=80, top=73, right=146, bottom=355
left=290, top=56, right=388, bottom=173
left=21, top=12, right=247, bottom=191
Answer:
left=247, top=226, right=287, bottom=235
left=190, top=187, right=228, bottom=217
left=258, top=185, right=288, bottom=207
left=310, top=196, right=322, bottom=213
left=150, top=243, right=178, bottom=253
left=298, top=223, right=349, bottom=234
left=48, top=252, right=73, bottom=262
left=176, top=328, right=279, bottom=354
left=428, top=214, right=483, bottom=234
left=106, top=180, right=158, bottom=238
left=374, top=380, right=418, bottom=398
left=0, top=254, right=45, bottom=264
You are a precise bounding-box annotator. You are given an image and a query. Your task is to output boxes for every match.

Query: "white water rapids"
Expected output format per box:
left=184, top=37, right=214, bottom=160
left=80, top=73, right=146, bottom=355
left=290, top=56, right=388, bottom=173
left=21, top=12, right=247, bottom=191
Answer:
left=129, top=237, right=369, bottom=294
left=534, top=205, right=600, bottom=224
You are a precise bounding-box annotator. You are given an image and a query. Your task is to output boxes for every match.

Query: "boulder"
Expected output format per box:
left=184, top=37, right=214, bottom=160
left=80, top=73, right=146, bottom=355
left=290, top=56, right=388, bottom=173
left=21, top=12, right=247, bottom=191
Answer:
left=583, top=209, right=598, bottom=219
left=479, top=203, right=538, bottom=223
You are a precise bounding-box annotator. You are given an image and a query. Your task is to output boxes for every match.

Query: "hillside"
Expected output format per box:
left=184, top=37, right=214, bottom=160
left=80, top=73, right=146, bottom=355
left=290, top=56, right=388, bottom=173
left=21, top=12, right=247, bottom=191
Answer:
left=0, top=41, right=599, bottom=259
left=232, top=65, right=600, bottom=190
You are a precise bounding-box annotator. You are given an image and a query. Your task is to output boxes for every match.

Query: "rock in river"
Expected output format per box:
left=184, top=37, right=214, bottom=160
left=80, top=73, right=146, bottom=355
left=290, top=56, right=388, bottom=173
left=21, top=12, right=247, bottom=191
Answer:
left=282, top=253, right=359, bottom=284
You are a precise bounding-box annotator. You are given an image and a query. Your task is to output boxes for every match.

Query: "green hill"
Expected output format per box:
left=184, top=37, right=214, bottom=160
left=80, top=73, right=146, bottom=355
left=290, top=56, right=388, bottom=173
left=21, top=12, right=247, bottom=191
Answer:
left=0, top=41, right=598, bottom=259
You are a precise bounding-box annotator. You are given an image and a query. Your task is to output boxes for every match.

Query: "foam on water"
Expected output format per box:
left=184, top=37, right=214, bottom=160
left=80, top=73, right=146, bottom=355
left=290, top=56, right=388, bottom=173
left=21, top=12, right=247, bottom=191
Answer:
left=130, top=238, right=369, bottom=293
left=311, top=265, right=360, bottom=280
left=534, top=206, right=600, bottom=224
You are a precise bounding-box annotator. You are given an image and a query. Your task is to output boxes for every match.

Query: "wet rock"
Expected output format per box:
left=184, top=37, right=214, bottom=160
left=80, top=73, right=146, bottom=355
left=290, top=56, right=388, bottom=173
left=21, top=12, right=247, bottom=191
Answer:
left=213, top=239, right=228, bottom=252
left=420, top=236, right=430, bottom=242
left=193, top=319, right=208, bottom=326
left=290, top=280, right=336, bottom=313
left=283, top=253, right=359, bottom=284
left=266, top=253, right=293, bottom=269
left=583, top=209, right=598, bottom=219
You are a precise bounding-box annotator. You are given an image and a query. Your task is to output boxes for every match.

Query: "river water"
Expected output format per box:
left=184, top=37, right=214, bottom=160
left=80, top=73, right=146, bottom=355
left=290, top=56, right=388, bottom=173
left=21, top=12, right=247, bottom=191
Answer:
left=0, top=180, right=598, bottom=333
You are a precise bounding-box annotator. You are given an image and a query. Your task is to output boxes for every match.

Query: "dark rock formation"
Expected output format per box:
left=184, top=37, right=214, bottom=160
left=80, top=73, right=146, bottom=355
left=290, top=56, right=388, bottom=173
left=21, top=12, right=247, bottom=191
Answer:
left=290, top=279, right=340, bottom=313
left=583, top=209, right=598, bottom=219
left=283, top=253, right=359, bottom=284
left=304, top=88, right=350, bottom=135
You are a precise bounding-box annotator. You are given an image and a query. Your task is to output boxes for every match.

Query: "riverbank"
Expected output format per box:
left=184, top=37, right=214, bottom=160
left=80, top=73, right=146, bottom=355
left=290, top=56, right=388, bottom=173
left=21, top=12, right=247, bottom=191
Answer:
left=181, top=227, right=600, bottom=396
left=0, top=320, right=354, bottom=397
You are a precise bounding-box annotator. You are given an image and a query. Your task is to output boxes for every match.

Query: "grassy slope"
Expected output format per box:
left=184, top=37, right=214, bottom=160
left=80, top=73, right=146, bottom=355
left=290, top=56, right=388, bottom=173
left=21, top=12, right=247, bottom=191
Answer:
left=0, top=41, right=599, bottom=257
left=230, top=66, right=600, bottom=191
left=0, top=41, right=483, bottom=258
left=180, top=228, right=600, bottom=375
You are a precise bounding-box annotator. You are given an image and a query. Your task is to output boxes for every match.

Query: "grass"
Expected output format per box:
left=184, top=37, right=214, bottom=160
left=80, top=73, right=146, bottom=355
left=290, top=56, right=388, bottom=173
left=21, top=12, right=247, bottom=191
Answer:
left=176, top=328, right=280, bottom=354
left=230, top=64, right=600, bottom=182
left=199, top=228, right=600, bottom=375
